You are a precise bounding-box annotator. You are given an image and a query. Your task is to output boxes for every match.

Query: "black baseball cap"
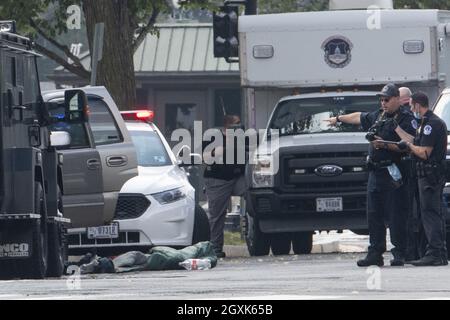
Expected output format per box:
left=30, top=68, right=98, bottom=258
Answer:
left=411, top=91, right=429, bottom=107
left=376, top=83, right=400, bottom=98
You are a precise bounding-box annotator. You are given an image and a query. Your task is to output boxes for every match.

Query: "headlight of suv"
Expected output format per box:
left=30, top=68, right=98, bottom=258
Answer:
left=252, top=155, right=274, bottom=188
left=152, top=187, right=186, bottom=205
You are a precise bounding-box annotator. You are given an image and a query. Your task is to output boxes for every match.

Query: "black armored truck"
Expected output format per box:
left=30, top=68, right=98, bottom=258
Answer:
left=0, top=21, right=89, bottom=278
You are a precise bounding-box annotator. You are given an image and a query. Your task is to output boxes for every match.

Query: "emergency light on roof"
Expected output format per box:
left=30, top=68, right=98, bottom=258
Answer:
left=121, top=110, right=154, bottom=122
left=0, top=21, right=16, bottom=33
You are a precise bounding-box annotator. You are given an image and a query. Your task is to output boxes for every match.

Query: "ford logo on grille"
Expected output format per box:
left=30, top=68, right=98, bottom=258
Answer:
left=314, top=165, right=343, bottom=177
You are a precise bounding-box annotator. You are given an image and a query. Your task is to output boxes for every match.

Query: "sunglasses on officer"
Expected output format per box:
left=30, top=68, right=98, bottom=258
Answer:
left=380, top=97, right=391, bottom=103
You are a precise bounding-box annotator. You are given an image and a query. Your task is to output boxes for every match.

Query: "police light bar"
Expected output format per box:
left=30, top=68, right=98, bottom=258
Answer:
left=121, top=110, right=155, bottom=122
left=0, top=20, right=16, bottom=33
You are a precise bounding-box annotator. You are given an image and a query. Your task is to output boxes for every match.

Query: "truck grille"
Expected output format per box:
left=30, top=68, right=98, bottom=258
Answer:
left=114, top=194, right=150, bottom=220
left=281, top=151, right=368, bottom=192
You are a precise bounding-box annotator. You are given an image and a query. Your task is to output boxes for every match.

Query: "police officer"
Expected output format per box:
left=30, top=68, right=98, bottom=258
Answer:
left=405, top=92, right=448, bottom=266
left=326, top=83, right=416, bottom=267
left=397, top=87, right=426, bottom=261
left=202, top=115, right=247, bottom=258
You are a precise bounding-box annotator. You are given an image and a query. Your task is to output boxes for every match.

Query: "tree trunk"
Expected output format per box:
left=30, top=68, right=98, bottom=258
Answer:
left=83, top=0, right=136, bottom=110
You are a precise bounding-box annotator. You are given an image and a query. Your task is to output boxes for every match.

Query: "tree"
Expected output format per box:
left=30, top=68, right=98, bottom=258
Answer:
left=395, top=0, right=450, bottom=9
left=0, top=0, right=183, bottom=110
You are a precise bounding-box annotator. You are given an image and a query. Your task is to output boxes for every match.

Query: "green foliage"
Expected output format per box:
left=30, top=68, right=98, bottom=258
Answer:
left=395, top=0, right=450, bottom=9
left=258, top=0, right=328, bottom=14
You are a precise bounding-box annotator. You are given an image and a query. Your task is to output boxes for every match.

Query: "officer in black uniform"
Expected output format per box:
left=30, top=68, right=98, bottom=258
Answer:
left=326, top=83, right=416, bottom=267
left=405, top=92, right=448, bottom=266
left=398, top=88, right=426, bottom=261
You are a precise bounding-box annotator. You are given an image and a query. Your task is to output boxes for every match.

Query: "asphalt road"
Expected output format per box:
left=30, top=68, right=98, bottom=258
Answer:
left=1, top=252, right=450, bottom=300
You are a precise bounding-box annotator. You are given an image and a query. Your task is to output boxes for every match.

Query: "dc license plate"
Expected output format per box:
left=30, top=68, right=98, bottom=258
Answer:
left=316, top=197, right=343, bottom=212
left=87, top=223, right=119, bottom=239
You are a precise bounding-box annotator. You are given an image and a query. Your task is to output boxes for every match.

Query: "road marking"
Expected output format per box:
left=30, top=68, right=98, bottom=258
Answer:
left=0, top=294, right=23, bottom=299
left=18, top=293, right=138, bottom=300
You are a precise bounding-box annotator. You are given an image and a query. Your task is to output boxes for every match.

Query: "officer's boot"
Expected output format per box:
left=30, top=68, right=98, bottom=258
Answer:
left=357, top=253, right=384, bottom=267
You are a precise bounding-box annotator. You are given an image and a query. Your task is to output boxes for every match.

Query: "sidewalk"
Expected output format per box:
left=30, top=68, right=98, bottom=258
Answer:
left=224, top=230, right=395, bottom=257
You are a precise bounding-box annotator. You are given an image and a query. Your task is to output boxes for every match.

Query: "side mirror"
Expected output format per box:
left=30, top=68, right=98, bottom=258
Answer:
left=65, top=90, right=88, bottom=123
left=178, top=153, right=203, bottom=167
left=50, top=131, right=71, bottom=147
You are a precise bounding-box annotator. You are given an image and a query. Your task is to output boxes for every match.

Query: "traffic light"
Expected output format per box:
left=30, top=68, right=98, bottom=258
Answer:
left=213, top=6, right=239, bottom=58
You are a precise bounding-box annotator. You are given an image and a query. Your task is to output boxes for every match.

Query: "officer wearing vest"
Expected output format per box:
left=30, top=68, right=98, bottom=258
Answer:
left=404, top=92, right=448, bottom=266
left=325, top=83, right=416, bottom=267
left=398, top=88, right=427, bottom=261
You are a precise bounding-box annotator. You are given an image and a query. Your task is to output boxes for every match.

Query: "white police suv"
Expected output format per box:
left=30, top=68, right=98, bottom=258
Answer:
left=68, top=111, right=210, bottom=254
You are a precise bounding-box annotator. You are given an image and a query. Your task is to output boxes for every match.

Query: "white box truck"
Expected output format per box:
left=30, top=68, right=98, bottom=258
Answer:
left=237, top=1, right=450, bottom=256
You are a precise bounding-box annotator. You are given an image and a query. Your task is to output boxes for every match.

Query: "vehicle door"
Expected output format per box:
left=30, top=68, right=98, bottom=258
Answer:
left=45, top=97, right=104, bottom=228
left=84, top=90, right=138, bottom=223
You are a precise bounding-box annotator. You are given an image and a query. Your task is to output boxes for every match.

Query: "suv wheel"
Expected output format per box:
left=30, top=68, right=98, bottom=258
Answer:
left=270, top=233, right=291, bottom=255
left=245, top=213, right=270, bottom=256
left=292, top=232, right=313, bottom=254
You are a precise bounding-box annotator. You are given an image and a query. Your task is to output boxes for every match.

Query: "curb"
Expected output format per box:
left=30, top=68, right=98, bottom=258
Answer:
left=224, top=241, right=367, bottom=258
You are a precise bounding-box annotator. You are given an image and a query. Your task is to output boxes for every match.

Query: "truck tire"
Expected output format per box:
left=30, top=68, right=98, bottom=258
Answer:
left=270, top=233, right=291, bottom=255
left=292, top=232, right=313, bottom=254
left=0, top=184, right=48, bottom=279
left=245, top=213, right=270, bottom=256
left=46, top=222, right=67, bottom=277
left=446, top=232, right=450, bottom=260
left=192, top=205, right=210, bottom=244
left=22, top=183, right=48, bottom=279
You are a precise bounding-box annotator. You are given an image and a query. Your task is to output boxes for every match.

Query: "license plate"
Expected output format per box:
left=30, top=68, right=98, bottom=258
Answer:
left=87, top=223, right=119, bottom=239
left=316, top=197, right=343, bottom=212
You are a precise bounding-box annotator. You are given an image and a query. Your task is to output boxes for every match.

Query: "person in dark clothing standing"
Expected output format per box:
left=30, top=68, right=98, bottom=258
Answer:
left=202, top=115, right=247, bottom=258
left=404, top=92, right=448, bottom=266
left=398, top=87, right=427, bottom=261
left=326, top=83, right=416, bottom=267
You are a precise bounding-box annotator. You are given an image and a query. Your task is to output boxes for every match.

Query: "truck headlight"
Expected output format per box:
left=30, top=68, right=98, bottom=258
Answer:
left=152, top=187, right=186, bottom=205
left=252, top=155, right=274, bottom=188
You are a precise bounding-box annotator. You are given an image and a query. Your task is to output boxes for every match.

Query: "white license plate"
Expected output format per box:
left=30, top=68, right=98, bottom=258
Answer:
left=87, top=223, right=119, bottom=239
left=316, top=197, right=343, bottom=212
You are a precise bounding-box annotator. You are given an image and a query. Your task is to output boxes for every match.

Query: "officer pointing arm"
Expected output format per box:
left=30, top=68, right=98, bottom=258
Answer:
left=325, top=83, right=416, bottom=267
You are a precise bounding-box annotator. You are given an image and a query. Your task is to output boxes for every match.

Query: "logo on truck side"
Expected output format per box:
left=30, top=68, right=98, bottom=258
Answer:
left=322, top=36, right=353, bottom=68
left=315, top=165, right=343, bottom=177
left=0, top=243, right=30, bottom=258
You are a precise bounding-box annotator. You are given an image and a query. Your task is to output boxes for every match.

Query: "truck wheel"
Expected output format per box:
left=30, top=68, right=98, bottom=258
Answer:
left=270, top=233, right=291, bottom=255
left=292, top=232, right=313, bottom=254
left=46, top=222, right=67, bottom=277
left=245, top=213, right=270, bottom=256
left=22, top=183, right=48, bottom=279
left=446, top=232, right=450, bottom=260
left=192, top=205, right=210, bottom=244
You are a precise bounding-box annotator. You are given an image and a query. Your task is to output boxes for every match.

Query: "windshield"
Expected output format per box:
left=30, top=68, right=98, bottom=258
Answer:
left=130, top=130, right=172, bottom=167
left=269, top=95, right=380, bottom=136
left=432, top=93, right=450, bottom=134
